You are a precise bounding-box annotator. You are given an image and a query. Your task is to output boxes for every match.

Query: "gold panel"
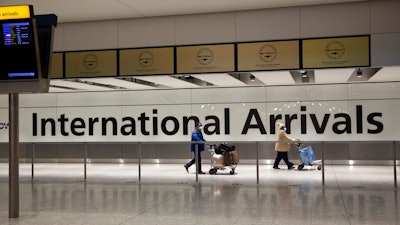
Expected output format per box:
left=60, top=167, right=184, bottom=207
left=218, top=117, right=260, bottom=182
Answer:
left=49, top=53, right=63, bottom=79
left=177, top=44, right=234, bottom=73
left=238, top=40, right=300, bottom=71
left=302, top=36, right=370, bottom=69
left=120, top=47, right=174, bottom=76
left=65, top=50, right=117, bottom=78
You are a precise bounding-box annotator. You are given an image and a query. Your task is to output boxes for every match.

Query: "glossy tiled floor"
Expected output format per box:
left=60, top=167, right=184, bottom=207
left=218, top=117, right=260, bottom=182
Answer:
left=0, top=162, right=399, bottom=225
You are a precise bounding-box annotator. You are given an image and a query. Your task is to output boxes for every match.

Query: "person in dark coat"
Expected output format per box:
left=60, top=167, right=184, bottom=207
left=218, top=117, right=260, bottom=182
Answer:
left=184, top=122, right=206, bottom=174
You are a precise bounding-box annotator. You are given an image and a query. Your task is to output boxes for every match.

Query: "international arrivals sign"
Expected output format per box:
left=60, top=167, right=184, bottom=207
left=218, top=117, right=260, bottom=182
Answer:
left=30, top=104, right=382, bottom=138
left=1, top=85, right=398, bottom=143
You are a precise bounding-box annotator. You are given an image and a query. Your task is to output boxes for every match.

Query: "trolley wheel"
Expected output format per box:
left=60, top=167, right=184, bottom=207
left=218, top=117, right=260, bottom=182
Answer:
left=209, top=168, right=217, bottom=174
left=317, top=165, right=322, bottom=170
left=298, top=164, right=304, bottom=170
left=230, top=169, right=235, bottom=175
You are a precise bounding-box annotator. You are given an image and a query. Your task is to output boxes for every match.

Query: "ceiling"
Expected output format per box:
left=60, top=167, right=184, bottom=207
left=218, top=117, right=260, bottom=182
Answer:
left=47, top=67, right=400, bottom=93
left=0, top=0, right=366, bottom=23
left=2, top=0, right=398, bottom=93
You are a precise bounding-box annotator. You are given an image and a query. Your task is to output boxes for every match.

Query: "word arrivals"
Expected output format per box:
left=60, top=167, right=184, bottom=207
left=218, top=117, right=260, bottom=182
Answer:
left=31, top=105, right=383, bottom=137
left=242, top=105, right=383, bottom=135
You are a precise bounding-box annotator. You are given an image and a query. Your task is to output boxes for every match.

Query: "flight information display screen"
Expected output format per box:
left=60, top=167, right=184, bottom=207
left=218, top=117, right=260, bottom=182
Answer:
left=2, top=22, right=31, bottom=46
left=0, top=19, right=40, bottom=80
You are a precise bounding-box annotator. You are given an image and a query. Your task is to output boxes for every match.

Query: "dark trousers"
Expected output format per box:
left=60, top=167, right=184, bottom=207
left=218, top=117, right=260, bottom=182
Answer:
left=273, top=152, right=293, bottom=168
left=186, top=150, right=202, bottom=172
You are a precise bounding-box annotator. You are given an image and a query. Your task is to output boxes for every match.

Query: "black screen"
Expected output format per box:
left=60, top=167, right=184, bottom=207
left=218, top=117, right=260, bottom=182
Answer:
left=0, top=19, right=40, bottom=80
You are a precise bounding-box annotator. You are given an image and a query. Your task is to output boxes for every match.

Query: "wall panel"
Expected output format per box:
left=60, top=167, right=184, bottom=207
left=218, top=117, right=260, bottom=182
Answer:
left=235, top=7, right=301, bottom=42
left=348, top=82, right=400, bottom=100
left=63, top=20, right=118, bottom=51
left=266, top=84, right=348, bottom=102
left=118, top=17, right=175, bottom=48
left=121, top=89, right=191, bottom=105
left=53, top=24, right=64, bottom=51
left=370, top=0, right=400, bottom=34
left=300, top=2, right=370, bottom=38
left=371, top=33, right=400, bottom=66
left=174, top=12, right=236, bottom=45
left=191, top=87, right=266, bottom=104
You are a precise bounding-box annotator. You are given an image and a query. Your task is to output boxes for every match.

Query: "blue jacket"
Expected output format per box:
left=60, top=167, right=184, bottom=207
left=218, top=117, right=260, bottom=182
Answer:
left=191, top=130, right=206, bottom=152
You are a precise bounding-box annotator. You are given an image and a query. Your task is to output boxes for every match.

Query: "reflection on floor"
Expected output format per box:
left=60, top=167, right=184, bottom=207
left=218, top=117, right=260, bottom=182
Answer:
left=0, top=163, right=398, bottom=225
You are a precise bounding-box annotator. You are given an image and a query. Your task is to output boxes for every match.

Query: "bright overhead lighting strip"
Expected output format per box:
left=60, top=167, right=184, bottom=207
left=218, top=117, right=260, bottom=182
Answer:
left=50, top=80, right=115, bottom=91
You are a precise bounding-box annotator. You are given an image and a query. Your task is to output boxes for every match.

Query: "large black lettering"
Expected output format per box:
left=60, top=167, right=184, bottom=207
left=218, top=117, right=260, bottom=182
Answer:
left=121, top=117, right=136, bottom=135
left=356, top=105, right=363, bottom=133
left=224, top=108, right=230, bottom=135
left=138, top=113, right=150, bottom=135
left=269, top=114, right=282, bottom=134
left=332, top=113, right=351, bottom=134
left=58, top=114, right=69, bottom=136
left=71, top=118, right=85, bottom=136
left=102, top=117, right=118, bottom=135
left=284, top=114, right=297, bottom=133
left=153, top=109, right=158, bottom=135
left=32, top=113, right=37, bottom=136
left=301, top=106, right=307, bottom=134
left=183, top=116, right=199, bottom=135
left=367, top=113, right=383, bottom=134
left=161, top=116, right=179, bottom=135
left=204, top=115, right=220, bottom=135
left=88, top=117, right=99, bottom=135
left=310, top=114, right=330, bottom=134
left=242, top=109, right=266, bottom=134
left=42, top=117, right=56, bottom=136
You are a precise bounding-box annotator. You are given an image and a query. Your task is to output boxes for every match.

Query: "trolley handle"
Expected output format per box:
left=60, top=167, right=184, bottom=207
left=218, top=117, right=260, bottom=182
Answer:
left=208, top=144, right=216, bottom=152
left=294, top=139, right=302, bottom=148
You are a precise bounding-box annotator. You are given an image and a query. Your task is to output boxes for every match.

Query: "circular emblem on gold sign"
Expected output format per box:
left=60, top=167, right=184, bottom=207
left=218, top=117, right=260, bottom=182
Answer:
left=197, top=48, right=214, bottom=65
left=259, top=44, right=277, bottom=62
left=138, top=51, right=154, bottom=68
left=83, top=54, right=99, bottom=70
left=325, top=41, right=345, bottom=59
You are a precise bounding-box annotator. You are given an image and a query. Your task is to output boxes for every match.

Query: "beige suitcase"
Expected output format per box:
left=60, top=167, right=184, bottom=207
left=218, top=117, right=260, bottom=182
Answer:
left=223, top=151, right=239, bottom=165
left=212, top=153, right=225, bottom=167
left=231, top=150, right=239, bottom=164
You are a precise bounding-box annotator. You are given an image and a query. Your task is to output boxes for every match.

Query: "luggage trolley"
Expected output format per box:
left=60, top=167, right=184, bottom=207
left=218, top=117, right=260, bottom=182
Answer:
left=296, top=143, right=322, bottom=170
left=208, top=143, right=239, bottom=175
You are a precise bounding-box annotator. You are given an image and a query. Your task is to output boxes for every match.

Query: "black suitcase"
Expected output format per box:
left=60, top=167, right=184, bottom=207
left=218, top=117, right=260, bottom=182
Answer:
left=218, top=143, right=235, bottom=152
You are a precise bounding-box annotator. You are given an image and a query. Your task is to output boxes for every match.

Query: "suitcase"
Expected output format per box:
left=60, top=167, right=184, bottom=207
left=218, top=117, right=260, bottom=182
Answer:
left=212, top=154, right=224, bottom=167
left=231, top=150, right=239, bottom=164
left=219, top=143, right=235, bottom=151
left=223, top=150, right=240, bottom=166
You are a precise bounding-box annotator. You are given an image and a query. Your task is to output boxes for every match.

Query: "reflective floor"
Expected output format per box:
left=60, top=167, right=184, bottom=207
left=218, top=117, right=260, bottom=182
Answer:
left=0, top=163, right=399, bottom=225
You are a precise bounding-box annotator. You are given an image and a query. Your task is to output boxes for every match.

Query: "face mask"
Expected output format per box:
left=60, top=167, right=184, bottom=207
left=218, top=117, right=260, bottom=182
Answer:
left=198, top=126, right=203, bottom=131
left=283, top=128, right=287, bottom=132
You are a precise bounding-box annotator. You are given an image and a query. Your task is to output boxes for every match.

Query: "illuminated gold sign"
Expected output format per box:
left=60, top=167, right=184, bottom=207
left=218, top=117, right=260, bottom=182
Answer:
left=238, top=40, right=300, bottom=71
left=0, top=5, right=32, bottom=20
left=177, top=44, right=235, bottom=73
left=302, top=36, right=370, bottom=69
left=65, top=50, right=117, bottom=78
left=49, top=53, right=63, bottom=79
left=120, top=47, right=174, bottom=76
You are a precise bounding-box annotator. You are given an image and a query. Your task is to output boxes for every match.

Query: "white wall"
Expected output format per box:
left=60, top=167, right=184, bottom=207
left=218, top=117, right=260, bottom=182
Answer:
left=1, top=82, right=400, bottom=143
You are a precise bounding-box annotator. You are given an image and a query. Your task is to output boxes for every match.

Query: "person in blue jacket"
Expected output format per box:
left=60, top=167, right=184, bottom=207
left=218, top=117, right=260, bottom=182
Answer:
left=184, top=122, right=206, bottom=174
